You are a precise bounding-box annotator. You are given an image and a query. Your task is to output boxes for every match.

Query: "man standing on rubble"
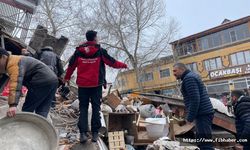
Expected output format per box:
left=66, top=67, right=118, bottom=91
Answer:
left=0, top=47, right=58, bottom=118
left=64, top=30, right=127, bottom=143
left=231, top=90, right=250, bottom=149
left=173, top=63, right=214, bottom=150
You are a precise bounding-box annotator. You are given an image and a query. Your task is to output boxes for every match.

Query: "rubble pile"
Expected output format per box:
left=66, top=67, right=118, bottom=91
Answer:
left=0, top=87, right=240, bottom=150
left=49, top=91, right=80, bottom=149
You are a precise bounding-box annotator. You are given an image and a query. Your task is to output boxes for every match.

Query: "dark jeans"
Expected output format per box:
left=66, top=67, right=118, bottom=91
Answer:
left=196, top=113, right=214, bottom=150
left=78, top=86, right=102, bottom=133
left=22, top=83, right=58, bottom=118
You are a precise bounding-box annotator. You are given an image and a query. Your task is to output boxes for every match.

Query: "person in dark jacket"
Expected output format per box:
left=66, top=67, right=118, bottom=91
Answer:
left=35, top=46, right=64, bottom=79
left=64, top=30, right=127, bottom=143
left=35, top=46, right=64, bottom=107
left=231, top=90, right=250, bottom=149
left=173, top=63, right=214, bottom=150
left=0, top=48, right=58, bottom=118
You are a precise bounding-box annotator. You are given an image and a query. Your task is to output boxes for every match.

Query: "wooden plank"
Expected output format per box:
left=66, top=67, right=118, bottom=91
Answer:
left=213, top=112, right=236, bottom=133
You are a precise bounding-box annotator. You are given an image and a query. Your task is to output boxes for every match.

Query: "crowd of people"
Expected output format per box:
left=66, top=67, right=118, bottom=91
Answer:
left=0, top=30, right=127, bottom=143
left=0, top=30, right=250, bottom=149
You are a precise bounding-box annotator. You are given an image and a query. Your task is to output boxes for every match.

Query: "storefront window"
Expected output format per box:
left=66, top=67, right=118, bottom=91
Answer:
left=207, top=82, right=230, bottom=94
left=234, top=79, right=247, bottom=90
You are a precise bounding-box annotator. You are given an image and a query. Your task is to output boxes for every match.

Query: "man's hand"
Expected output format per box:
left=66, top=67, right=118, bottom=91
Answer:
left=63, top=79, right=70, bottom=86
left=7, top=106, right=17, bottom=117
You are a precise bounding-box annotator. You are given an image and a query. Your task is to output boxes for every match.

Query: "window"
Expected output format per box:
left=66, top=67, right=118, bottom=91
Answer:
left=140, top=72, right=154, bottom=82
left=230, top=50, right=250, bottom=66
left=247, top=78, right=250, bottom=87
left=160, top=69, right=170, bottom=78
left=212, top=32, right=222, bottom=47
left=236, top=52, right=245, bottom=65
left=186, top=63, right=198, bottom=72
left=221, top=30, right=231, bottom=44
left=201, top=38, right=209, bottom=50
left=245, top=51, right=250, bottom=63
left=235, top=23, right=250, bottom=40
left=204, top=57, right=222, bottom=71
left=207, top=81, right=230, bottom=94
left=230, top=31, right=237, bottom=42
left=197, top=23, right=250, bottom=51
left=175, top=40, right=197, bottom=56
left=230, top=53, right=237, bottom=66
left=233, top=79, right=247, bottom=90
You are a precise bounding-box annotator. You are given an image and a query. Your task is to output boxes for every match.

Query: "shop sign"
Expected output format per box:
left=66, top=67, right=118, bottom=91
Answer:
left=209, top=64, right=250, bottom=79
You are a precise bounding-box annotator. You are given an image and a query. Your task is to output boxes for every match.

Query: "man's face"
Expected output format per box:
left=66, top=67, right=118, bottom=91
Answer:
left=94, top=36, right=98, bottom=43
left=173, top=66, right=184, bottom=80
left=231, top=95, right=237, bottom=105
left=21, top=48, right=28, bottom=55
left=0, top=55, right=7, bottom=74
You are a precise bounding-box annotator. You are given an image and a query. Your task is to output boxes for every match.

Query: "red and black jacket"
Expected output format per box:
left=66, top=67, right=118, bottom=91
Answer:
left=64, top=41, right=127, bottom=87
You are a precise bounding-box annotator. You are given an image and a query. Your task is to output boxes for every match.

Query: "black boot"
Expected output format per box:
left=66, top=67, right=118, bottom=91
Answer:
left=80, top=133, right=88, bottom=143
left=91, top=132, right=99, bottom=142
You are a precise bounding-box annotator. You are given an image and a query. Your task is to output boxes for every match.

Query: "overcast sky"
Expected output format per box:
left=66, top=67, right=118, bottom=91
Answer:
left=91, top=0, right=250, bottom=83
left=166, top=0, right=250, bottom=39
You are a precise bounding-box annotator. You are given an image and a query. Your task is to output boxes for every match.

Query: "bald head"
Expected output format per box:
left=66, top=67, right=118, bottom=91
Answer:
left=173, top=63, right=187, bottom=79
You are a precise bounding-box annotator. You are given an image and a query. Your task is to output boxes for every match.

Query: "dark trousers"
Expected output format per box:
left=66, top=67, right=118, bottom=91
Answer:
left=78, top=86, right=102, bottom=133
left=196, top=113, right=214, bottom=150
left=243, top=145, right=250, bottom=150
left=22, top=83, right=58, bottom=118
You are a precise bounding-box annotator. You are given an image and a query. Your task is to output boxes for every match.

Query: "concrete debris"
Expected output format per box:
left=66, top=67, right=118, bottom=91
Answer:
left=115, top=104, right=129, bottom=113
left=101, top=104, right=113, bottom=113
left=0, top=88, right=239, bottom=150
left=146, top=139, right=198, bottom=150
left=138, top=104, right=156, bottom=118
left=70, top=99, right=79, bottom=110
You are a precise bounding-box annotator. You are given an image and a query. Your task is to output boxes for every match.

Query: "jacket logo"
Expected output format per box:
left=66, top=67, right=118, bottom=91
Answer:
left=81, top=58, right=97, bottom=63
left=84, top=47, right=90, bottom=53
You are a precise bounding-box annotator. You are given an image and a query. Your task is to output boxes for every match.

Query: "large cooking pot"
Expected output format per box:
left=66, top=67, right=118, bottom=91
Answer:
left=0, top=112, right=58, bottom=150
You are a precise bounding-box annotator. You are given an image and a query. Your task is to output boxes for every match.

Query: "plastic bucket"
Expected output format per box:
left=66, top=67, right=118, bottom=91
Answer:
left=145, top=118, right=169, bottom=139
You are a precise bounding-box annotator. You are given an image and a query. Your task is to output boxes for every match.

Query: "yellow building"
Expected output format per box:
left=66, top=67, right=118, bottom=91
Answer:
left=115, top=16, right=250, bottom=97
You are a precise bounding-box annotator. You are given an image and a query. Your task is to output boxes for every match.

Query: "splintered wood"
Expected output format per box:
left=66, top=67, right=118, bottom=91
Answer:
left=108, top=131, right=126, bottom=150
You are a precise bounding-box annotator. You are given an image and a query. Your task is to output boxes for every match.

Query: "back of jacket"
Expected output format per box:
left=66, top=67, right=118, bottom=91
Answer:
left=234, top=96, right=250, bottom=140
left=7, top=55, right=58, bottom=106
left=39, top=50, right=58, bottom=75
left=65, top=41, right=127, bottom=87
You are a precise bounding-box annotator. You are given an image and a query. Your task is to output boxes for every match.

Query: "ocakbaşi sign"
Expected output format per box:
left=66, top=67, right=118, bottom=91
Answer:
left=209, top=64, right=250, bottom=79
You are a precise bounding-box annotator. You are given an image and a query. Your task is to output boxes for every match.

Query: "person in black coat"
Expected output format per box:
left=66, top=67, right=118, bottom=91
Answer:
left=231, top=90, right=250, bottom=149
left=173, top=63, right=214, bottom=150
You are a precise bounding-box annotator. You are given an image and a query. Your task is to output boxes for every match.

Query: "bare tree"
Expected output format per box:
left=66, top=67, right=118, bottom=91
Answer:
left=81, top=0, right=178, bottom=91
left=28, top=0, right=91, bottom=61
left=32, top=0, right=85, bottom=37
